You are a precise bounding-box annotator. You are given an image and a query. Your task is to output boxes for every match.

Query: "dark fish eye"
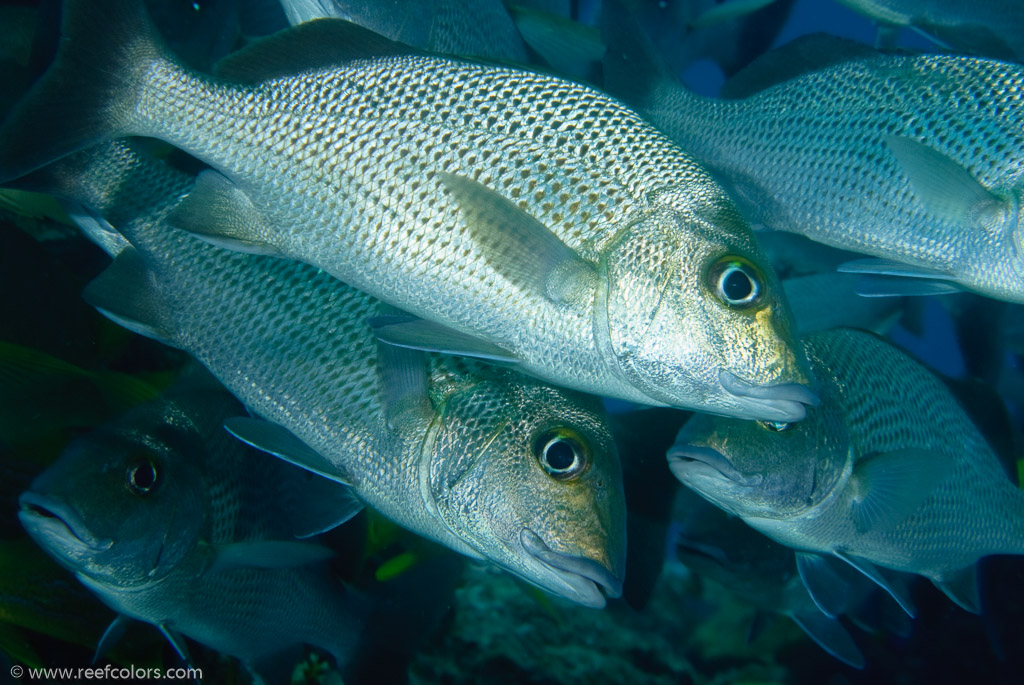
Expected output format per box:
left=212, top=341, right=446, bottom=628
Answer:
left=759, top=420, right=792, bottom=432
left=125, top=458, right=161, bottom=496
left=534, top=428, right=590, bottom=480
left=709, top=257, right=763, bottom=308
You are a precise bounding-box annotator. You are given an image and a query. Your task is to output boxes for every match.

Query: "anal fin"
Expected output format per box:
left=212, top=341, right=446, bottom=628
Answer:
left=83, top=247, right=178, bottom=347
left=168, top=170, right=282, bottom=256
left=933, top=564, right=981, bottom=614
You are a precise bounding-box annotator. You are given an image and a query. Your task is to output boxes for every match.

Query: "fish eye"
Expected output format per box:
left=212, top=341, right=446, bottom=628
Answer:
left=759, top=420, right=792, bottom=432
left=125, top=458, right=161, bottom=496
left=708, top=257, right=763, bottom=308
left=534, top=428, right=590, bottom=480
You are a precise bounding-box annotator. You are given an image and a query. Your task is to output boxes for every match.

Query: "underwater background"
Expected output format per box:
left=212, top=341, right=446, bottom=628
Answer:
left=1, top=0, right=1023, bottom=683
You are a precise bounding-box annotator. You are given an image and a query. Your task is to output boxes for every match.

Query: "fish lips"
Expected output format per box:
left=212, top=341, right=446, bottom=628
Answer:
left=718, top=369, right=819, bottom=422
left=18, top=492, right=113, bottom=555
left=519, top=528, right=623, bottom=609
left=667, top=443, right=760, bottom=490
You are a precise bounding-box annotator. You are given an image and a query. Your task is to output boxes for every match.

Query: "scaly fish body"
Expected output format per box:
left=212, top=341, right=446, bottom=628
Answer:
left=43, top=140, right=625, bottom=609
left=19, top=379, right=361, bottom=672
left=0, top=0, right=816, bottom=422
left=642, top=45, right=1024, bottom=303
left=670, top=329, right=1024, bottom=614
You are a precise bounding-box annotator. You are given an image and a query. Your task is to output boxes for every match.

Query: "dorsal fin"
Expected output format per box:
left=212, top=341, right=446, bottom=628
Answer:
left=720, top=33, right=881, bottom=99
left=213, top=18, right=419, bottom=84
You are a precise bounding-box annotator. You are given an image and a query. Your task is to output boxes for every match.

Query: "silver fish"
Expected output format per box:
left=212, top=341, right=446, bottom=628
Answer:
left=18, top=373, right=364, bottom=676
left=612, top=32, right=1024, bottom=303
left=669, top=328, right=1024, bottom=616
left=0, top=0, right=815, bottom=422
left=40, top=140, right=626, bottom=609
left=836, top=0, right=1024, bottom=62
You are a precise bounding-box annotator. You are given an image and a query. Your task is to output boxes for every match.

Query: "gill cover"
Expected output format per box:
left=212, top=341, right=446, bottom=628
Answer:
left=600, top=208, right=680, bottom=383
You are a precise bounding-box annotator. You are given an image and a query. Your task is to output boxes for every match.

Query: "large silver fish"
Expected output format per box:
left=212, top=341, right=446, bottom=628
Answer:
left=668, top=328, right=1024, bottom=617
left=609, top=30, right=1024, bottom=304
left=18, top=374, right=364, bottom=677
left=34, top=140, right=626, bottom=609
left=0, top=0, right=815, bottom=422
left=836, top=0, right=1024, bottom=62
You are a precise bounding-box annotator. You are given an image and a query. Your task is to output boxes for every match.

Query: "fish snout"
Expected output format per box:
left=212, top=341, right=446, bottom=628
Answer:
left=18, top=492, right=112, bottom=551
left=519, top=528, right=624, bottom=608
left=666, top=444, right=755, bottom=486
left=718, top=369, right=820, bottom=422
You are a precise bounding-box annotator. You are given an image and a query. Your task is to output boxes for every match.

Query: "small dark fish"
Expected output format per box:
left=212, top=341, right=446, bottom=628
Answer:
left=19, top=372, right=364, bottom=677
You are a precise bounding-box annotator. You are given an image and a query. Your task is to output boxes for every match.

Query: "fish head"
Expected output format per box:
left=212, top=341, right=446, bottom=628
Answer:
left=426, top=372, right=625, bottom=608
left=599, top=204, right=816, bottom=421
left=667, top=395, right=850, bottom=521
left=19, top=414, right=207, bottom=589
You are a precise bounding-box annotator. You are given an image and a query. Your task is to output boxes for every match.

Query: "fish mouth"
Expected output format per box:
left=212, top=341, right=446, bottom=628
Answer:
left=519, top=528, right=623, bottom=609
left=718, top=370, right=819, bottom=422
left=18, top=492, right=112, bottom=552
left=667, top=444, right=758, bottom=487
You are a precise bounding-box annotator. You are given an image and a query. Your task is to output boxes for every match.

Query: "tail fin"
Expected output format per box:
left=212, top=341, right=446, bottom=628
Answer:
left=0, top=0, right=169, bottom=184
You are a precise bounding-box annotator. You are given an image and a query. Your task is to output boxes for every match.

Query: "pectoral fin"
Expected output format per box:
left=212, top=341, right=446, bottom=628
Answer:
left=168, top=170, right=282, bottom=256
left=796, top=551, right=851, bottom=618
left=208, top=540, right=335, bottom=574
left=850, top=274, right=963, bottom=298
left=369, top=314, right=520, bottom=363
left=933, top=564, right=981, bottom=614
left=224, top=417, right=355, bottom=486
left=439, top=172, right=598, bottom=307
left=848, top=447, right=953, bottom=535
left=885, top=135, right=1002, bottom=223
left=838, top=259, right=963, bottom=297
left=834, top=550, right=917, bottom=618
left=839, top=258, right=957, bottom=281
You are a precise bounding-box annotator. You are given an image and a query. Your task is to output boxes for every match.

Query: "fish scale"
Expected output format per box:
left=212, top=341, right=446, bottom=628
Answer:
left=0, top=0, right=815, bottom=421
left=641, top=45, right=1024, bottom=302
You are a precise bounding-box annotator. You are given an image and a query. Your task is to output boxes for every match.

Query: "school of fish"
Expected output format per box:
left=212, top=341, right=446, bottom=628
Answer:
left=2, top=0, right=1023, bottom=680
